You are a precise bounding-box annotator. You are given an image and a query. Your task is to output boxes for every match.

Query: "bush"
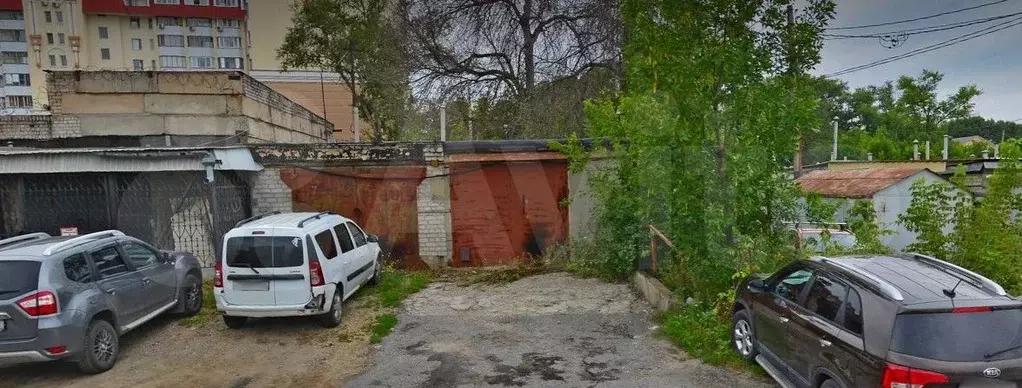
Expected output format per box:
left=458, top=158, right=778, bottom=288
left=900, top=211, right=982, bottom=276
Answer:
left=660, top=306, right=745, bottom=369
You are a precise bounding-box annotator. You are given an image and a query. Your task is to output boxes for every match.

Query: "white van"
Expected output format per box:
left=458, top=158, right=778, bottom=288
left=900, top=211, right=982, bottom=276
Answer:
left=212, top=212, right=382, bottom=328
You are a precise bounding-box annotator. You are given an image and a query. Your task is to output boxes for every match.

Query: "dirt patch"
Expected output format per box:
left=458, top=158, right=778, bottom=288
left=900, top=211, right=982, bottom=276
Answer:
left=0, top=290, right=384, bottom=388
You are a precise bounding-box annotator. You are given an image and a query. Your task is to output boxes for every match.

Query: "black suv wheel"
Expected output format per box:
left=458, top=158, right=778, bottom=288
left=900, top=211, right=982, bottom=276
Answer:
left=179, top=273, right=203, bottom=316
left=731, top=309, right=757, bottom=362
left=76, top=319, right=119, bottom=374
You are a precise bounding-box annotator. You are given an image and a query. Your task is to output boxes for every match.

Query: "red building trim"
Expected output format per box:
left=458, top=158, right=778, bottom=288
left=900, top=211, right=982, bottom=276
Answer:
left=83, top=0, right=245, bottom=19
left=0, top=0, right=23, bottom=12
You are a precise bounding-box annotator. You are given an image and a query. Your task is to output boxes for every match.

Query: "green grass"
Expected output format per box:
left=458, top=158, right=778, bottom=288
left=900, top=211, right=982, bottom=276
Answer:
left=179, top=279, right=218, bottom=327
left=376, top=268, right=433, bottom=308
left=658, top=306, right=747, bottom=369
left=369, top=314, right=398, bottom=344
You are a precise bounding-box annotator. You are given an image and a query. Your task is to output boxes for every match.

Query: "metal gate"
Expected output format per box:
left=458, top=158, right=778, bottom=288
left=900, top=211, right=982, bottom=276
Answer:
left=0, top=171, right=249, bottom=266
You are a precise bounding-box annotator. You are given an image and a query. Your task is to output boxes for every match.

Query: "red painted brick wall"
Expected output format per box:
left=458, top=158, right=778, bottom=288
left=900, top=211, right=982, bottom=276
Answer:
left=279, top=166, right=427, bottom=269
left=450, top=160, right=569, bottom=267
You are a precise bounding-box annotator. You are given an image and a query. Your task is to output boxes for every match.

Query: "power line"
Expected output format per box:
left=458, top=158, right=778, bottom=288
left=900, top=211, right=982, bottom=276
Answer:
left=827, top=0, right=1011, bottom=30
left=823, top=11, right=1022, bottom=39
left=825, top=15, right=1022, bottom=77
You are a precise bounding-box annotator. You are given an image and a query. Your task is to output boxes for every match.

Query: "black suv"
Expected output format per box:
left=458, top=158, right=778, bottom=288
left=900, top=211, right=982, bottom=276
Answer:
left=732, top=253, right=1022, bottom=388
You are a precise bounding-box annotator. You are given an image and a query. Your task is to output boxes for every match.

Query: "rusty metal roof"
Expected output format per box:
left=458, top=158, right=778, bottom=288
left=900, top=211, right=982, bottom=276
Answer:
left=796, top=168, right=926, bottom=199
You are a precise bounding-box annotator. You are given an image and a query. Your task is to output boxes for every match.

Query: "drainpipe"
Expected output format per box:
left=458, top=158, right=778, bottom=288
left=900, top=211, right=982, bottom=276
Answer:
left=925, top=141, right=930, bottom=160
left=913, top=140, right=920, bottom=160
left=943, top=135, right=950, bottom=160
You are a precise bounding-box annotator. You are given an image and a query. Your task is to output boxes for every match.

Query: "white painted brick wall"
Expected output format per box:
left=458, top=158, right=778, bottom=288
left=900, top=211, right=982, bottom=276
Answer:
left=417, top=164, right=452, bottom=266
left=250, top=167, right=294, bottom=215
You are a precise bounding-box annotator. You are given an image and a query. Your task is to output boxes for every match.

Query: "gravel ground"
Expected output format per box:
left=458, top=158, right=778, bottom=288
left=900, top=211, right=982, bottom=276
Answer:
left=348, top=272, right=773, bottom=388
left=0, top=292, right=382, bottom=388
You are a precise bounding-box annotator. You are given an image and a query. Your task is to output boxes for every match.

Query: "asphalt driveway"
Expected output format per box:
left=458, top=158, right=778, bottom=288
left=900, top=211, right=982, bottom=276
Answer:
left=348, top=272, right=772, bottom=388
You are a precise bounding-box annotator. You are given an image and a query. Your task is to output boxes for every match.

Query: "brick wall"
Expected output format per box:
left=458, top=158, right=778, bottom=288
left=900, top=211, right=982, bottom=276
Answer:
left=0, top=116, right=52, bottom=140
left=249, top=167, right=294, bottom=215
left=417, top=144, right=453, bottom=268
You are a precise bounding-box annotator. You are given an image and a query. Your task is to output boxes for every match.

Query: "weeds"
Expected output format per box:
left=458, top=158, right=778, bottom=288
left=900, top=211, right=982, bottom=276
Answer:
left=376, top=268, right=433, bottom=308
left=179, top=279, right=218, bottom=327
left=369, top=314, right=398, bottom=344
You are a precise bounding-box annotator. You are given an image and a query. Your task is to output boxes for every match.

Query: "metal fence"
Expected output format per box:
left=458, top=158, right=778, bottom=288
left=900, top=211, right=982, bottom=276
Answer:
left=0, top=171, right=250, bottom=266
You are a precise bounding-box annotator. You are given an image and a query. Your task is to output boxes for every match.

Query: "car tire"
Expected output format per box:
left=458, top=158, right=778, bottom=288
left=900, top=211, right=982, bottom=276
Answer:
left=223, top=315, right=246, bottom=329
left=179, top=273, right=203, bottom=317
left=731, top=309, right=758, bottom=362
left=318, top=292, right=343, bottom=328
left=76, top=319, right=119, bottom=374
left=820, top=379, right=840, bottom=388
left=367, top=256, right=382, bottom=286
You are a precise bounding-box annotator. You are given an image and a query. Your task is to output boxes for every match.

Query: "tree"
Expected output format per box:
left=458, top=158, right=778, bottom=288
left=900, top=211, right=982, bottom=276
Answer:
left=947, top=116, right=1022, bottom=143
left=278, top=0, right=411, bottom=141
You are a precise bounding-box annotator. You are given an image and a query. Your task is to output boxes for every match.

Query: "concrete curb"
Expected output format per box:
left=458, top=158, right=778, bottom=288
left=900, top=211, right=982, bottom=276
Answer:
left=632, top=271, right=677, bottom=311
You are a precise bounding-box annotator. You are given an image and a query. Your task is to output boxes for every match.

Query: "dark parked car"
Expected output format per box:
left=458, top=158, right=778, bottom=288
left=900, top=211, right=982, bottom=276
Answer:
left=731, top=253, right=1022, bottom=388
left=0, top=231, right=203, bottom=373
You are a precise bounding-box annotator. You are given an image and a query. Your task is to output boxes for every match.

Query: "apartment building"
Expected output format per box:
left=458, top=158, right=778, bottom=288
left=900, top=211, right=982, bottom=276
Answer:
left=0, top=1, right=31, bottom=114
left=0, top=0, right=358, bottom=141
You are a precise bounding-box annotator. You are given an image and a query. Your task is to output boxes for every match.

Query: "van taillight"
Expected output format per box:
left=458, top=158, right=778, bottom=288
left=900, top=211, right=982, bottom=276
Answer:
left=881, top=362, right=948, bottom=388
left=214, top=261, right=223, bottom=288
left=16, top=291, right=58, bottom=317
left=309, top=258, right=325, bottom=287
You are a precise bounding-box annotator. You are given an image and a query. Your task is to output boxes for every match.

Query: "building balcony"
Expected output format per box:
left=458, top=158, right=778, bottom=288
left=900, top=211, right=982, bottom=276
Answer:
left=0, top=19, right=25, bottom=31
left=0, top=41, right=26, bottom=52
left=83, top=0, right=245, bottom=19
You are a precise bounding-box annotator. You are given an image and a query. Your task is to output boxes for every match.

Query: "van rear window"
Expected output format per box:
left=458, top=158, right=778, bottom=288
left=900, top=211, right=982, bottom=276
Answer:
left=225, top=237, right=304, bottom=268
left=891, top=309, right=1022, bottom=361
left=0, top=261, right=40, bottom=299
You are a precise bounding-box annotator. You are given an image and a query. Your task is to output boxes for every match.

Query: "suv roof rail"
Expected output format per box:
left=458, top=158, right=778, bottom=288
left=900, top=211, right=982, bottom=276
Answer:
left=234, top=211, right=282, bottom=228
left=0, top=232, right=51, bottom=250
left=297, top=211, right=332, bottom=228
left=901, top=252, right=1007, bottom=296
left=42, top=230, right=125, bottom=256
left=815, top=256, right=905, bottom=301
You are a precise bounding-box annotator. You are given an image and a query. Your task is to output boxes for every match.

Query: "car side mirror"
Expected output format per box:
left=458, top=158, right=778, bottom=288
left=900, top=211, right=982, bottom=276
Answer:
left=367, top=234, right=379, bottom=243
left=748, top=278, right=769, bottom=293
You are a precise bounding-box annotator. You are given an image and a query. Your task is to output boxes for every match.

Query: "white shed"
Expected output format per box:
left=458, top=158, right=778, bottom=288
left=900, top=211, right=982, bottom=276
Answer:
left=796, top=168, right=970, bottom=252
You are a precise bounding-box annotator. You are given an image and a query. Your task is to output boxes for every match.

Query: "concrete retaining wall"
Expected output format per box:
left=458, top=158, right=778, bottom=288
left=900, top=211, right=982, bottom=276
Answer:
left=632, top=271, right=677, bottom=311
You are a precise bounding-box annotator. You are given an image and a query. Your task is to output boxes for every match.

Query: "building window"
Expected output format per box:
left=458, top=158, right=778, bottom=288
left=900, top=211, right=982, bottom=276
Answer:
left=133, top=59, right=144, bottom=70
left=55, top=11, right=63, bottom=24
left=2, top=51, right=28, bottom=65
left=44, top=11, right=51, bottom=23
left=149, top=38, right=155, bottom=49
left=160, top=55, right=186, bottom=68
left=217, top=56, right=243, bottom=69
left=48, top=54, right=55, bottom=67
left=187, top=18, right=212, bottom=28
left=189, top=56, right=213, bottom=69
left=156, top=17, right=181, bottom=27
left=98, top=27, right=109, bottom=39
left=157, top=34, right=184, bottom=47
left=217, top=36, right=241, bottom=49
left=187, top=35, right=213, bottom=48
left=131, top=38, right=143, bottom=50
left=151, top=59, right=156, bottom=69
left=215, top=19, right=240, bottom=28
left=60, top=54, right=67, bottom=67
left=130, top=17, right=141, bottom=29
left=0, top=11, right=24, bottom=21
left=101, top=48, right=111, bottom=60
left=154, top=0, right=180, bottom=4
left=4, top=73, right=30, bottom=87
left=214, top=0, right=239, bottom=7
left=0, top=29, right=25, bottom=43
left=58, top=33, right=65, bottom=45
left=6, top=96, right=32, bottom=109
left=189, top=0, right=210, bottom=5
left=46, top=32, right=54, bottom=45
left=128, top=0, right=149, bottom=5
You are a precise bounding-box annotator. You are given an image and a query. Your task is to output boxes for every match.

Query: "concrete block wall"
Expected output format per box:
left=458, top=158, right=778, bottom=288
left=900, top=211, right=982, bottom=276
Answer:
left=0, top=116, right=53, bottom=140
left=417, top=144, right=453, bottom=268
left=249, top=167, right=294, bottom=215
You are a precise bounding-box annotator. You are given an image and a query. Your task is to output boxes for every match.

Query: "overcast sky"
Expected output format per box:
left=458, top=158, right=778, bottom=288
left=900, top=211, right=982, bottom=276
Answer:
left=812, top=0, right=1022, bottom=121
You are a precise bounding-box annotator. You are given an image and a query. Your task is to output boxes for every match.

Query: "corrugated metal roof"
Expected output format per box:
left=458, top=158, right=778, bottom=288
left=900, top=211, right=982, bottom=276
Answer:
left=796, top=168, right=925, bottom=198
left=0, top=147, right=261, bottom=174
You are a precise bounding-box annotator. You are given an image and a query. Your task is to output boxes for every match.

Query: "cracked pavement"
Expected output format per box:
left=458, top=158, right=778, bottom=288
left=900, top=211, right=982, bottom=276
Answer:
left=347, top=272, right=772, bottom=388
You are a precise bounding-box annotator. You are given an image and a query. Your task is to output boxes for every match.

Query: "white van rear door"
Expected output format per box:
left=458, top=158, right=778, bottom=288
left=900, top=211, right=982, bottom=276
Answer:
left=222, top=234, right=277, bottom=306
left=271, top=235, right=312, bottom=306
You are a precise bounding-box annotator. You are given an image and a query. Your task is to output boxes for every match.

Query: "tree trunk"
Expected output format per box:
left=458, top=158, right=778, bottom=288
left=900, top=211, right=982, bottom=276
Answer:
left=521, top=0, right=535, bottom=95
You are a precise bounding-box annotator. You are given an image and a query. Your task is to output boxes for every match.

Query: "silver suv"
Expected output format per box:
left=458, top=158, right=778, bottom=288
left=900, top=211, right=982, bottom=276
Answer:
left=0, top=231, right=203, bottom=374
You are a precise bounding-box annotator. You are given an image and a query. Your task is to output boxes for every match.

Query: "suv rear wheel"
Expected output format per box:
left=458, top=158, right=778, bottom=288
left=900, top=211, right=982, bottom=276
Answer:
left=731, top=309, right=757, bottom=362
left=76, top=319, right=119, bottom=374
left=318, top=292, right=342, bottom=328
left=223, top=315, right=246, bottom=329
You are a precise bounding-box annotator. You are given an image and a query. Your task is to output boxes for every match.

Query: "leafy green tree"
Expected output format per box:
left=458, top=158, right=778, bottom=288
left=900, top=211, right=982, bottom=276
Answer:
left=898, top=179, right=959, bottom=258
left=955, top=161, right=1022, bottom=293
left=846, top=200, right=891, bottom=254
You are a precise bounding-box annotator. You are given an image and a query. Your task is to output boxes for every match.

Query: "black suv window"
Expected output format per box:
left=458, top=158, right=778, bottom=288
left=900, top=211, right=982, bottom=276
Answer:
left=0, top=261, right=41, bottom=299
left=314, top=230, right=339, bottom=260
left=91, top=246, right=130, bottom=277
left=772, top=267, right=813, bottom=302
left=844, top=288, right=863, bottom=335
left=804, top=274, right=848, bottom=322
left=225, top=236, right=304, bottom=268
left=63, top=254, right=94, bottom=283
left=892, top=309, right=1022, bottom=361
left=121, top=242, right=160, bottom=269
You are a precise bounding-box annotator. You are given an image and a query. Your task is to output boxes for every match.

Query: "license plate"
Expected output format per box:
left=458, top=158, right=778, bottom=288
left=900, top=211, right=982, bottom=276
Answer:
left=235, top=280, right=269, bottom=291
